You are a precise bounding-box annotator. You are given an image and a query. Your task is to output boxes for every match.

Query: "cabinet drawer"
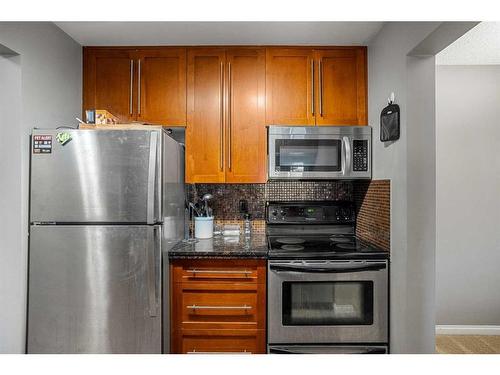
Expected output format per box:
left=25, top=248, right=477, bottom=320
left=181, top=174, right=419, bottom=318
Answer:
left=173, top=329, right=265, bottom=354
left=176, top=285, right=263, bottom=329
left=172, top=259, right=266, bottom=284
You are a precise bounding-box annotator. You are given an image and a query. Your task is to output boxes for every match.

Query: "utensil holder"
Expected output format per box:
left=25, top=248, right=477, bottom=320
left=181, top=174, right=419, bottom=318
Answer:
left=194, top=216, right=214, bottom=239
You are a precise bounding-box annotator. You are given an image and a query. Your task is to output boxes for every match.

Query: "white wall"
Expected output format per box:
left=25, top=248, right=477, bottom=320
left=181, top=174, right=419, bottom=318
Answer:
left=436, top=65, right=500, bottom=325
left=368, top=22, right=441, bottom=353
left=0, top=22, right=82, bottom=353
left=0, top=53, right=22, bottom=354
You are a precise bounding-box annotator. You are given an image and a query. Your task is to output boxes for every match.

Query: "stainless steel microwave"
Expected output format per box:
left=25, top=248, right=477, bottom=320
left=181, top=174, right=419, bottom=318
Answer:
left=268, top=126, right=372, bottom=180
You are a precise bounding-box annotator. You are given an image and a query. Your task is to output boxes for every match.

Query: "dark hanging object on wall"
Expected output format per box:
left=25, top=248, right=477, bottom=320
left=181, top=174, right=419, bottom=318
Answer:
left=380, top=103, right=400, bottom=142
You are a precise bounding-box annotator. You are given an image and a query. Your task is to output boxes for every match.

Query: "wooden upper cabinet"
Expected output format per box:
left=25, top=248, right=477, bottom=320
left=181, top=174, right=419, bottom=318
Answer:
left=84, top=46, right=367, bottom=183
left=186, top=48, right=226, bottom=183
left=315, top=48, right=367, bottom=126
left=186, top=48, right=267, bottom=184
left=265, top=47, right=367, bottom=127
left=137, top=48, right=186, bottom=125
left=83, top=47, right=187, bottom=126
left=266, top=48, right=315, bottom=126
left=225, top=49, right=266, bottom=183
left=83, top=48, right=135, bottom=123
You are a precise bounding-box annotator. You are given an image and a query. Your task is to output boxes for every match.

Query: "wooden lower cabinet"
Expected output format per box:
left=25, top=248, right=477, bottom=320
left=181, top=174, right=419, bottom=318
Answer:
left=170, top=259, right=266, bottom=354
left=172, top=329, right=266, bottom=354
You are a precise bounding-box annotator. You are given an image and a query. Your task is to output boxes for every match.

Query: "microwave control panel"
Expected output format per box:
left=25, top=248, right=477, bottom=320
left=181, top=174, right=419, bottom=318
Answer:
left=353, top=140, right=369, bottom=172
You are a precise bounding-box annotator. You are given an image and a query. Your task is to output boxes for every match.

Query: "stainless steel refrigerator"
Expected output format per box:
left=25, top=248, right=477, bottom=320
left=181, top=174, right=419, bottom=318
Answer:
left=27, top=127, right=185, bottom=354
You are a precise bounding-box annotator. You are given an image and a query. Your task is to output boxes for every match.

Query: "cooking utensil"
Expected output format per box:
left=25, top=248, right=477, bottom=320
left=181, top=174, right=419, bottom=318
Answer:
left=201, top=193, right=213, bottom=217
left=189, top=202, right=202, bottom=217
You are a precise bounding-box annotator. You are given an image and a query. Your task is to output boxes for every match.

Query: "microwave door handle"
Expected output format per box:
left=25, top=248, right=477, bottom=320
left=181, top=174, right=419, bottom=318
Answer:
left=341, top=138, right=346, bottom=175
left=342, top=136, right=351, bottom=175
left=270, top=263, right=386, bottom=273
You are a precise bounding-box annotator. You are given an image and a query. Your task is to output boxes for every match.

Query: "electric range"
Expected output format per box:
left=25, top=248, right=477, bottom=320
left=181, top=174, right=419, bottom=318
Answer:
left=265, top=201, right=389, bottom=354
left=266, top=200, right=387, bottom=260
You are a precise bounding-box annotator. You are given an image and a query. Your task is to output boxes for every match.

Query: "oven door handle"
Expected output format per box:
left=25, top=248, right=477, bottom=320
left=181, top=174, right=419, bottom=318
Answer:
left=269, top=263, right=386, bottom=273
left=269, top=346, right=387, bottom=354
left=269, top=347, right=303, bottom=354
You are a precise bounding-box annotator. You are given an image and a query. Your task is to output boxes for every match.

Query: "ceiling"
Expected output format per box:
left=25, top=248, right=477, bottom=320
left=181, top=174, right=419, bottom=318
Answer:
left=437, top=22, right=500, bottom=65
left=55, top=22, right=384, bottom=46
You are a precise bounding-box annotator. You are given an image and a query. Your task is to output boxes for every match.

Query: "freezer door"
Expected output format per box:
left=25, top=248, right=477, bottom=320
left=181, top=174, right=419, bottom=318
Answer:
left=30, top=129, right=161, bottom=223
left=27, top=225, right=161, bottom=353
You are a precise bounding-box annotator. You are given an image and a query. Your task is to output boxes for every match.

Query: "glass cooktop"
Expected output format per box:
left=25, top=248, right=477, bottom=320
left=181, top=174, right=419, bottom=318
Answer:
left=267, top=234, right=388, bottom=259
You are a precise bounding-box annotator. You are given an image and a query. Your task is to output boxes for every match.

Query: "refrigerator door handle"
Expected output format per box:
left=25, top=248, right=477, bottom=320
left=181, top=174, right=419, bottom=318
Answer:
left=147, top=132, right=158, bottom=224
left=154, top=226, right=161, bottom=315
left=146, top=227, right=159, bottom=317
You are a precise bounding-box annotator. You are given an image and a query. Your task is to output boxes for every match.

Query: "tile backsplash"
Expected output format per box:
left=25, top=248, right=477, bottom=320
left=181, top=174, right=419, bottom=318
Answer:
left=353, top=180, right=390, bottom=251
left=187, top=179, right=390, bottom=251
left=187, top=181, right=353, bottom=220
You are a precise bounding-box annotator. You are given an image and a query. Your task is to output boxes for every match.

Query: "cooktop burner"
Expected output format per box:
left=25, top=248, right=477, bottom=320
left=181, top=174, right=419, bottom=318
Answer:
left=280, top=244, right=305, bottom=251
left=276, top=238, right=306, bottom=245
left=330, top=237, right=352, bottom=243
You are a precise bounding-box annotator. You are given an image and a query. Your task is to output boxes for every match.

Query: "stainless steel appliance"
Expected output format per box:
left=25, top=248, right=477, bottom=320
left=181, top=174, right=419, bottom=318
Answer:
left=268, top=126, right=372, bottom=180
left=27, top=127, right=185, bottom=354
left=266, top=201, right=389, bottom=354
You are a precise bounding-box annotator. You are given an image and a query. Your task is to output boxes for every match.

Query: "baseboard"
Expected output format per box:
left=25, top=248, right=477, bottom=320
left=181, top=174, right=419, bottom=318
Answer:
left=436, top=325, right=500, bottom=335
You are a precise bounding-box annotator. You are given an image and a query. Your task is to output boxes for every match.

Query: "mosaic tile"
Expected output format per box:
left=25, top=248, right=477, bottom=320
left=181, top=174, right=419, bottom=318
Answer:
left=187, top=181, right=353, bottom=220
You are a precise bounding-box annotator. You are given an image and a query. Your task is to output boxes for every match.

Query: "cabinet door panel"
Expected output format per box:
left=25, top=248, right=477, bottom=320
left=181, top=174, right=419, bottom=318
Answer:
left=266, top=48, right=315, bottom=125
left=138, top=48, right=186, bottom=126
left=83, top=48, right=135, bottom=123
left=316, top=48, right=367, bottom=126
left=226, top=48, right=267, bottom=183
left=186, top=49, right=226, bottom=183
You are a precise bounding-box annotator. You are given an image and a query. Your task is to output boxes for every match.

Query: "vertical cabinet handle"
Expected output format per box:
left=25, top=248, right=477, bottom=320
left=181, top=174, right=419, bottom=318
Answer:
left=137, top=59, right=141, bottom=115
left=319, top=59, right=323, bottom=117
left=228, top=61, right=232, bottom=171
left=219, top=61, right=224, bottom=172
left=129, top=60, right=134, bottom=115
left=311, top=60, right=315, bottom=116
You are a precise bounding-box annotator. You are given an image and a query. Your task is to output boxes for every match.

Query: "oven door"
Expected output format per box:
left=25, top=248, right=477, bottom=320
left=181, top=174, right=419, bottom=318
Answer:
left=268, top=260, right=388, bottom=344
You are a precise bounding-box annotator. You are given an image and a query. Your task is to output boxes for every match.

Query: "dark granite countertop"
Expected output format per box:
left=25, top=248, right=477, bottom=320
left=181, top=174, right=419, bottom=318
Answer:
left=169, top=234, right=268, bottom=259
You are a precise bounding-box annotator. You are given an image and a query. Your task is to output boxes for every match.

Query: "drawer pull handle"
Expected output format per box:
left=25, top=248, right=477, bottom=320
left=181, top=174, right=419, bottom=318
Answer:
left=187, top=269, right=251, bottom=275
left=187, top=349, right=251, bottom=354
left=187, top=304, right=252, bottom=310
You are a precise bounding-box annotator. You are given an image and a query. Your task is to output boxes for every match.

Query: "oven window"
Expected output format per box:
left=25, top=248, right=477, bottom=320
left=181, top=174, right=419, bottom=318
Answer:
left=282, top=281, right=373, bottom=326
left=275, top=139, right=341, bottom=172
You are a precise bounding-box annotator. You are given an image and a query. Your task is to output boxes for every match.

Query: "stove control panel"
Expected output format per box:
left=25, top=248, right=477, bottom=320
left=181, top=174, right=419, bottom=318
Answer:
left=266, top=201, right=355, bottom=224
